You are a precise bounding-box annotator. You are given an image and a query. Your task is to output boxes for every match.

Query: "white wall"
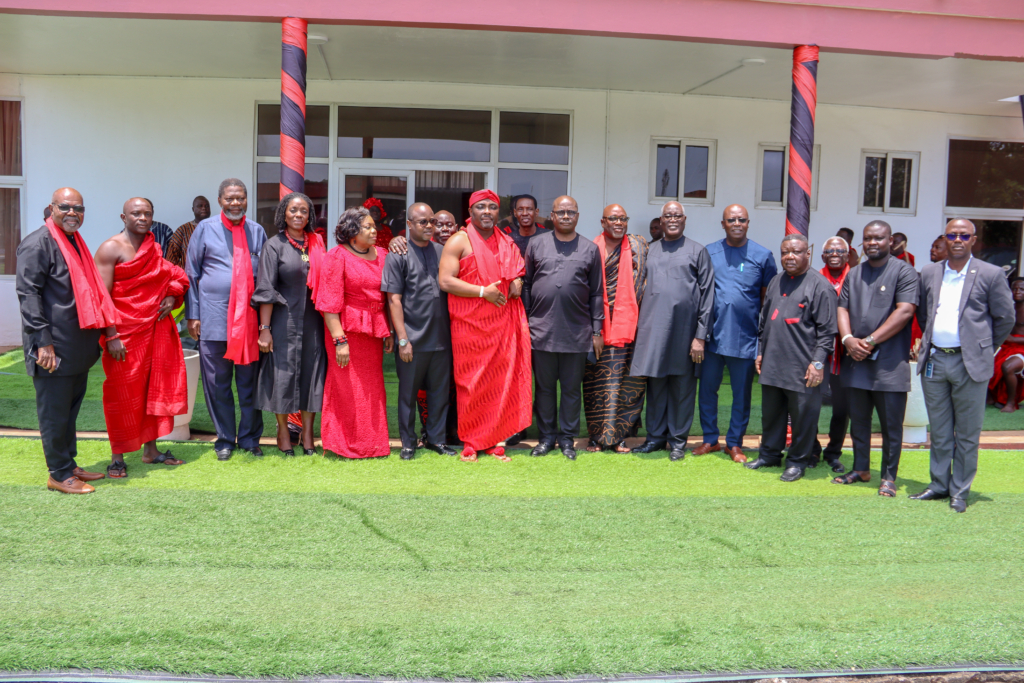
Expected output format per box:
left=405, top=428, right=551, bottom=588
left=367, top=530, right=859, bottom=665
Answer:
left=2, top=73, right=1020, bottom=345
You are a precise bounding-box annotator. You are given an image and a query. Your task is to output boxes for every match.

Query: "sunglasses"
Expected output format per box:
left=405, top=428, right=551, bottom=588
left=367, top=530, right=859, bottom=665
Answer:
left=724, top=217, right=749, bottom=224
left=55, top=203, right=85, bottom=214
left=945, top=233, right=972, bottom=242
left=409, top=218, right=437, bottom=227
left=552, top=210, right=578, bottom=218
left=822, top=249, right=848, bottom=256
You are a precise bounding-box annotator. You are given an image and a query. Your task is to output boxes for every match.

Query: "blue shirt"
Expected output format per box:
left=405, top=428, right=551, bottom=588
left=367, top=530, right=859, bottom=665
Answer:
left=184, top=214, right=267, bottom=342
left=705, top=238, right=778, bottom=359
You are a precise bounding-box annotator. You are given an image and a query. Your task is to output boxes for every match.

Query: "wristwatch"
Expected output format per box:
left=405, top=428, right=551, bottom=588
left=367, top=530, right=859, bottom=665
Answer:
left=864, top=334, right=876, bottom=346
left=398, top=339, right=409, bottom=348
left=812, top=361, right=824, bottom=370
left=259, top=325, right=271, bottom=331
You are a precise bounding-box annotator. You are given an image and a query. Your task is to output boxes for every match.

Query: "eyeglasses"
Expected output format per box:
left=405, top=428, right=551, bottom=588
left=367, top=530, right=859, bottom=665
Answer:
left=409, top=218, right=437, bottom=227
left=945, top=233, right=972, bottom=242
left=822, top=249, right=848, bottom=256
left=56, top=203, right=85, bottom=214
left=552, top=210, right=578, bottom=218
left=604, top=216, right=629, bottom=224
left=724, top=217, right=749, bottom=224
left=662, top=214, right=685, bottom=221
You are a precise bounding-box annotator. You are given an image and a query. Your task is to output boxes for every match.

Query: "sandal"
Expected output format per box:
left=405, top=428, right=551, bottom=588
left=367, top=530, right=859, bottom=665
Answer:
left=485, top=446, right=511, bottom=462
left=586, top=440, right=602, bottom=453
left=460, top=447, right=478, bottom=462
left=142, top=450, right=184, bottom=466
left=615, top=440, right=631, bottom=453
left=878, top=480, right=897, bottom=497
left=303, top=448, right=316, bottom=456
left=107, top=460, right=127, bottom=478
left=832, top=471, right=870, bottom=485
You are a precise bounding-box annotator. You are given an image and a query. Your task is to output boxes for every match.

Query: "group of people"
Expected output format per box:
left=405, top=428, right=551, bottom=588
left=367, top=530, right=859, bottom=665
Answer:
left=17, top=180, right=1023, bottom=513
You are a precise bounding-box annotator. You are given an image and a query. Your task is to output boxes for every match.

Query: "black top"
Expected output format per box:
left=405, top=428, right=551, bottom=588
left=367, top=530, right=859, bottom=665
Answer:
left=523, top=231, right=604, bottom=353
left=509, top=226, right=551, bottom=257
left=381, top=240, right=450, bottom=351
left=15, top=226, right=102, bottom=376
left=838, top=255, right=919, bottom=392
left=630, top=235, right=715, bottom=378
left=758, top=269, right=837, bottom=394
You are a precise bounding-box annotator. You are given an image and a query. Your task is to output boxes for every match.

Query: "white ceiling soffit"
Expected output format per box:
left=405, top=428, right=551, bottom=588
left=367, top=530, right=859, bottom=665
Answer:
left=2, top=15, right=1024, bottom=117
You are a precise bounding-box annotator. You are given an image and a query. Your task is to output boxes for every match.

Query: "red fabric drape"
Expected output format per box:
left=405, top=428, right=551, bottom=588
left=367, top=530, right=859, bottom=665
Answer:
left=45, top=217, right=118, bottom=330
left=221, top=214, right=259, bottom=365
left=593, top=234, right=639, bottom=347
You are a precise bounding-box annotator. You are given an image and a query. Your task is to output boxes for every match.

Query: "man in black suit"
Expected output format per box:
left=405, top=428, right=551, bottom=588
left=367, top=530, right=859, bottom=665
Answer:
left=16, top=188, right=111, bottom=493
left=911, top=219, right=1015, bottom=512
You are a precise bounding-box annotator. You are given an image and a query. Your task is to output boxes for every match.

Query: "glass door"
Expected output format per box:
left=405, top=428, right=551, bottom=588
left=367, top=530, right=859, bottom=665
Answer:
left=337, top=169, right=414, bottom=234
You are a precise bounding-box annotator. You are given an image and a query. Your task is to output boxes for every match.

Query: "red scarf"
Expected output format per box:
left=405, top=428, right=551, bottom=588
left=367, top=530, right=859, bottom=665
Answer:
left=820, top=263, right=850, bottom=374
left=45, top=217, right=118, bottom=330
left=222, top=213, right=259, bottom=365
left=466, top=224, right=518, bottom=284
left=305, top=230, right=326, bottom=302
left=593, top=233, right=639, bottom=347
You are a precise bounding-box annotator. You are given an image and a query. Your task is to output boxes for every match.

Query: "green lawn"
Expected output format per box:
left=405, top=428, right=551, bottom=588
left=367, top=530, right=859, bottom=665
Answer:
left=1, top=437, right=1023, bottom=678
left=2, top=349, right=1021, bottom=442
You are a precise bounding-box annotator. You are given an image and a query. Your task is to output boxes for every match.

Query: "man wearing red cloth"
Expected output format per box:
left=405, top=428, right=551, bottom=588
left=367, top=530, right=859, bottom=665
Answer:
left=438, top=189, right=532, bottom=461
left=989, top=277, right=1024, bottom=412
left=94, top=198, right=190, bottom=478
left=16, top=188, right=113, bottom=493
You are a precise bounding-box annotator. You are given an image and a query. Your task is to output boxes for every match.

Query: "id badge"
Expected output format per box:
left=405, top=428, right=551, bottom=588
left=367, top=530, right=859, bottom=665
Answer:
left=925, top=361, right=934, bottom=379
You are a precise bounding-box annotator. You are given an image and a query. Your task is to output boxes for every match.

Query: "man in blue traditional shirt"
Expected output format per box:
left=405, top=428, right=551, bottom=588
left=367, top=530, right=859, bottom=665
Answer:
left=696, top=204, right=778, bottom=463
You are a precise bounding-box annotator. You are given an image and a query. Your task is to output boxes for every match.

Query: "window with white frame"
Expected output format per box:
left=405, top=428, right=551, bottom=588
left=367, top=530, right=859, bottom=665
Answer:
left=755, top=143, right=820, bottom=211
left=0, top=99, right=23, bottom=275
left=650, top=138, right=716, bottom=206
left=859, top=150, right=919, bottom=215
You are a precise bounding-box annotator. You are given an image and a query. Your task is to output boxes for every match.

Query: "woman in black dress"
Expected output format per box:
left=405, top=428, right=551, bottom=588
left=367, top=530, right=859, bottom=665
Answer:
left=253, top=192, right=327, bottom=455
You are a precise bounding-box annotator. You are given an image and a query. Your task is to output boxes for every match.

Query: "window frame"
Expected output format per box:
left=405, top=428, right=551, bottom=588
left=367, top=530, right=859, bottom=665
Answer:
left=755, top=142, right=820, bottom=211
left=648, top=137, right=717, bottom=207
left=858, top=149, right=920, bottom=216
left=0, top=97, right=25, bottom=279
left=254, top=102, right=572, bottom=230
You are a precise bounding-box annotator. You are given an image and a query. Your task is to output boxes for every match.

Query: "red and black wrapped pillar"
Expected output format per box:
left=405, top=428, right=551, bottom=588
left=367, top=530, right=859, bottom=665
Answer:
left=280, top=17, right=307, bottom=200
left=785, top=45, right=818, bottom=236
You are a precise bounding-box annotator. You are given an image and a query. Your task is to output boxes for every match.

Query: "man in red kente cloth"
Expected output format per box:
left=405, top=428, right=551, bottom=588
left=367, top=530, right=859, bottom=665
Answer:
left=94, top=198, right=190, bottom=477
left=438, top=189, right=532, bottom=461
left=989, top=277, right=1024, bottom=412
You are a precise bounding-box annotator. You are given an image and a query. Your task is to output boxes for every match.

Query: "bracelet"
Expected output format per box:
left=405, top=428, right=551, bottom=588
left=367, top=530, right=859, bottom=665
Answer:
left=841, top=334, right=853, bottom=345
left=259, top=325, right=271, bottom=331
left=333, top=336, right=348, bottom=347
left=479, top=285, right=485, bottom=298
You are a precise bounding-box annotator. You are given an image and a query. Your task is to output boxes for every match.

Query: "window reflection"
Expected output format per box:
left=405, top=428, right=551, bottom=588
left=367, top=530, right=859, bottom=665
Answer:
left=499, top=112, right=570, bottom=165
left=497, top=169, right=568, bottom=219
left=255, top=162, right=329, bottom=238
left=0, top=187, right=19, bottom=274
left=761, top=150, right=785, bottom=203
left=683, top=145, right=709, bottom=199
left=863, top=156, right=886, bottom=208
left=947, top=139, right=1024, bottom=209
left=337, top=107, right=491, bottom=162
left=965, top=218, right=1021, bottom=279
left=257, top=104, right=330, bottom=158
left=415, top=171, right=486, bottom=227
left=655, top=145, right=679, bottom=198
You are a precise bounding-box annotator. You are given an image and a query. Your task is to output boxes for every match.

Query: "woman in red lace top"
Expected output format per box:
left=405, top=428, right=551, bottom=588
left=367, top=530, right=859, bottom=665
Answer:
left=363, top=197, right=392, bottom=251
left=315, top=207, right=394, bottom=457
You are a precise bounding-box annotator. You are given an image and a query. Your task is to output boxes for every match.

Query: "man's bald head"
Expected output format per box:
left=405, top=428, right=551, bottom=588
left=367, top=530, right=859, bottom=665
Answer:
left=49, top=187, right=85, bottom=233
left=122, top=197, right=154, bottom=236
left=123, top=197, right=153, bottom=214
left=946, top=218, right=976, bottom=235
left=722, top=204, right=748, bottom=220
left=408, top=202, right=432, bottom=219
left=721, top=204, right=750, bottom=245
left=551, top=195, right=580, bottom=236
left=601, top=204, right=629, bottom=241
left=552, top=195, right=579, bottom=212
left=406, top=202, right=434, bottom=245
left=433, top=210, right=457, bottom=245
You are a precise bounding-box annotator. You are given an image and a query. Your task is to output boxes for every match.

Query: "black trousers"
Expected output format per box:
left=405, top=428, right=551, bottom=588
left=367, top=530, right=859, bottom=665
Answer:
left=532, top=350, right=587, bottom=444
left=823, top=371, right=849, bottom=460
left=644, top=373, right=697, bottom=450
left=33, top=371, right=89, bottom=482
left=848, top=388, right=906, bottom=480
left=759, top=383, right=823, bottom=468
left=199, top=340, right=263, bottom=451
left=396, top=349, right=451, bottom=449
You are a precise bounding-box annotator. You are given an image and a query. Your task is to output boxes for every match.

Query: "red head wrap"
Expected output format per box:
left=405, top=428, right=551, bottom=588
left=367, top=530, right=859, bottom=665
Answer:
left=363, top=197, right=386, bottom=219
left=468, top=189, right=500, bottom=208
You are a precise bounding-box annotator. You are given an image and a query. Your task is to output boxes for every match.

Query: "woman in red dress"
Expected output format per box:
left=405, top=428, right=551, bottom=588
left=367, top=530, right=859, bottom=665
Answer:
left=363, top=198, right=393, bottom=251
left=316, top=207, right=394, bottom=458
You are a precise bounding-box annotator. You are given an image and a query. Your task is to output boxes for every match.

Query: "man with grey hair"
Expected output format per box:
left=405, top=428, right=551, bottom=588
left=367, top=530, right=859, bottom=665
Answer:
left=630, top=201, right=715, bottom=461
left=912, top=218, right=1015, bottom=512
left=185, top=178, right=267, bottom=461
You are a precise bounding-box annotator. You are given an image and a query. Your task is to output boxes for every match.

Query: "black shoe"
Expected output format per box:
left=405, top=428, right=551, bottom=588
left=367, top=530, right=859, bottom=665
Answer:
left=631, top=440, right=667, bottom=454
left=282, top=448, right=295, bottom=457
left=669, top=448, right=687, bottom=461
left=909, top=489, right=949, bottom=501
left=531, top=441, right=554, bottom=456
left=246, top=446, right=264, bottom=457
left=506, top=430, right=528, bottom=447
left=950, top=497, right=967, bottom=513
left=303, top=448, right=317, bottom=456
left=560, top=442, right=577, bottom=460
left=745, top=457, right=780, bottom=470
left=216, top=448, right=232, bottom=461
left=827, top=459, right=845, bottom=474
left=780, top=466, right=805, bottom=482
left=400, top=448, right=415, bottom=460
left=424, top=443, right=456, bottom=456
left=287, top=424, right=301, bottom=446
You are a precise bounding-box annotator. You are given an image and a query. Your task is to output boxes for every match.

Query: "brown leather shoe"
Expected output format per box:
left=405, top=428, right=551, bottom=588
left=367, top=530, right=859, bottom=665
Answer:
left=692, top=442, right=721, bottom=456
left=727, top=446, right=748, bottom=463
left=47, top=476, right=95, bottom=494
left=72, top=467, right=105, bottom=482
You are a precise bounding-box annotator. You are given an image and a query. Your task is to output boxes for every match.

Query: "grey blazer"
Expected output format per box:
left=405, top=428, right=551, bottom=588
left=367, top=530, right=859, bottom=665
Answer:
left=916, top=258, right=1015, bottom=382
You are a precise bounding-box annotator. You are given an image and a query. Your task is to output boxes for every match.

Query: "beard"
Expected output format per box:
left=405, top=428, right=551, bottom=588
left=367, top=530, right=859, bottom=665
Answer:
left=223, top=208, right=245, bottom=221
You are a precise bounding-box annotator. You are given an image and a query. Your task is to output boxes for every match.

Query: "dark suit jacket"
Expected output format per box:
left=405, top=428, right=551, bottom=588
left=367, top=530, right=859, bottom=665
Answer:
left=916, top=258, right=1015, bottom=382
left=15, top=226, right=102, bottom=377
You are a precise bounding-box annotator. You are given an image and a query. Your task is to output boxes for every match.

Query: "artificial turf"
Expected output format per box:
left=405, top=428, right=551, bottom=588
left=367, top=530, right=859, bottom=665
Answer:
left=1, top=437, right=1023, bottom=678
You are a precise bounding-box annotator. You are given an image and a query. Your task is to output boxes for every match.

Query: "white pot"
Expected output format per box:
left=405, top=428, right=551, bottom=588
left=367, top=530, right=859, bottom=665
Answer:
left=161, top=348, right=201, bottom=441
left=903, top=360, right=929, bottom=445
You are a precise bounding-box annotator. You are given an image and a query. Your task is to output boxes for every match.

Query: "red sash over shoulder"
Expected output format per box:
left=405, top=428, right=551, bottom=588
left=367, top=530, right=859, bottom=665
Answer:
left=223, top=214, right=259, bottom=365
left=448, top=227, right=532, bottom=450
left=101, top=234, right=190, bottom=453
left=594, top=234, right=639, bottom=347
left=46, top=217, right=118, bottom=330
